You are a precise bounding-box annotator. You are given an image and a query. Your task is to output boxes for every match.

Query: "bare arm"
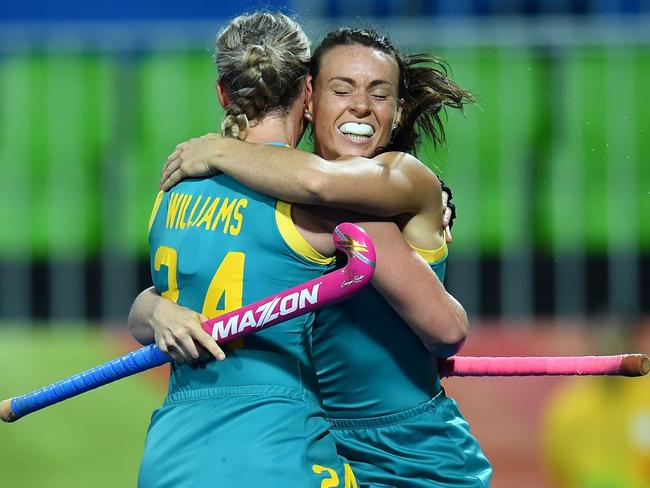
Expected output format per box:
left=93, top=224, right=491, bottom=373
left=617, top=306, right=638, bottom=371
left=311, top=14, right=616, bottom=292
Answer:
left=161, top=134, right=438, bottom=217
left=128, top=286, right=226, bottom=363
left=356, top=220, right=468, bottom=356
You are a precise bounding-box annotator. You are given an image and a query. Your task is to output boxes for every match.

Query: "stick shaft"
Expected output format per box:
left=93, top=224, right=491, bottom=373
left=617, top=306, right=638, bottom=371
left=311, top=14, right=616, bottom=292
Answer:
left=2, top=222, right=375, bottom=422
left=438, top=354, right=650, bottom=377
left=5, top=344, right=169, bottom=421
left=199, top=224, right=376, bottom=342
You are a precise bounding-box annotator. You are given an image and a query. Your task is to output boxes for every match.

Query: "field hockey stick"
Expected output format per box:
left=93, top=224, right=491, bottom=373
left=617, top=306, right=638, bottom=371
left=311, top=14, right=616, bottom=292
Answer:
left=1, top=222, right=376, bottom=423
left=438, top=354, right=650, bottom=377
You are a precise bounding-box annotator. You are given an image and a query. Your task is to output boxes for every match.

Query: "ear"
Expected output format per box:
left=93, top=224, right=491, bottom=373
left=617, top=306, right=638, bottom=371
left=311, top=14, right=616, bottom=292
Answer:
left=305, top=74, right=315, bottom=115
left=216, top=79, right=230, bottom=108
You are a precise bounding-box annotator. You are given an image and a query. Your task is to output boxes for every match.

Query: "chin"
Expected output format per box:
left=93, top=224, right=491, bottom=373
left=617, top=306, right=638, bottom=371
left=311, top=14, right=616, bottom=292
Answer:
left=333, top=141, right=379, bottom=159
left=341, top=146, right=368, bottom=157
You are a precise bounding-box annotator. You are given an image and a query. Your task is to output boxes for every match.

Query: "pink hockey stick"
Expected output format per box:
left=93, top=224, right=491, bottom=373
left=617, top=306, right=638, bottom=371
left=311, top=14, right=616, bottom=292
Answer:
left=438, top=354, right=650, bottom=377
left=1, top=222, right=376, bottom=423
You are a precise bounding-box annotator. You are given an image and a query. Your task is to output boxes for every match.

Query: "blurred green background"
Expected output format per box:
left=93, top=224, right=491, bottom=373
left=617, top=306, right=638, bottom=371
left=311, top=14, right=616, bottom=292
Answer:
left=1, top=44, right=648, bottom=319
left=2, top=47, right=648, bottom=257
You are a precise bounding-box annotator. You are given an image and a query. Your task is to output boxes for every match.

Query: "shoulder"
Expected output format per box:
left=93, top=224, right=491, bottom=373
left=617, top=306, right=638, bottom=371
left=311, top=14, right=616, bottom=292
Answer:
left=374, top=152, right=442, bottom=205
left=375, top=152, right=441, bottom=183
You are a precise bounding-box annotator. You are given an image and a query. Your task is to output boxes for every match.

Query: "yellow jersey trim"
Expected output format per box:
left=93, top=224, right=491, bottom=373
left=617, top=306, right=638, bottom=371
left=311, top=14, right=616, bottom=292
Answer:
left=275, top=201, right=334, bottom=265
left=410, top=240, right=447, bottom=264
left=148, top=191, right=164, bottom=232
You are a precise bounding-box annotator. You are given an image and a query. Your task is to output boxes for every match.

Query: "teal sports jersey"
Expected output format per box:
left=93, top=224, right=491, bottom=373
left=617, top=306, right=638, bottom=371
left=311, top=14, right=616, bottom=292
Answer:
left=313, top=243, right=492, bottom=486
left=313, top=247, right=447, bottom=418
left=140, top=174, right=357, bottom=488
left=148, top=175, right=329, bottom=395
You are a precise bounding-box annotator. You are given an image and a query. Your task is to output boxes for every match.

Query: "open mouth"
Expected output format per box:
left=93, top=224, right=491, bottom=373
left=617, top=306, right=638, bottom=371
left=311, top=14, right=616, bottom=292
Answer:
left=338, top=122, right=375, bottom=143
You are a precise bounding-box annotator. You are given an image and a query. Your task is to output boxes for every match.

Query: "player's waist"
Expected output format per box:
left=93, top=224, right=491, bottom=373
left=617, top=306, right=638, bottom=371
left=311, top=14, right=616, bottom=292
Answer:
left=318, top=363, right=441, bottom=419
left=167, top=349, right=320, bottom=398
left=327, top=388, right=447, bottom=429
left=164, top=384, right=320, bottom=405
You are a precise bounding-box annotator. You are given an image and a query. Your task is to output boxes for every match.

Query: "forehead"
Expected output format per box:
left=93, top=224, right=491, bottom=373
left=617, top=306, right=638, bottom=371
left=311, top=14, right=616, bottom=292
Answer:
left=318, top=44, right=399, bottom=85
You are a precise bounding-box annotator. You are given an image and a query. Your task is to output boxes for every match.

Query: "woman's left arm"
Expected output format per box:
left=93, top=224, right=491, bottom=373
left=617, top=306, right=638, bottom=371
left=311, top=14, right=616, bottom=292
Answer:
left=160, top=134, right=437, bottom=218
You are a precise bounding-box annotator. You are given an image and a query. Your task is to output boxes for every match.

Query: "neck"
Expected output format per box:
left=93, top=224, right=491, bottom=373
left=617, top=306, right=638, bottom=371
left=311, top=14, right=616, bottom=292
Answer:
left=245, top=112, right=303, bottom=147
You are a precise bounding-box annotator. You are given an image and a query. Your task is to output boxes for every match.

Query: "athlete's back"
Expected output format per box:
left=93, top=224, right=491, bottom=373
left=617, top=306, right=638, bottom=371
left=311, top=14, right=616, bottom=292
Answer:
left=149, top=175, right=324, bottom=392
left=139, top=174, right=354, bottom=487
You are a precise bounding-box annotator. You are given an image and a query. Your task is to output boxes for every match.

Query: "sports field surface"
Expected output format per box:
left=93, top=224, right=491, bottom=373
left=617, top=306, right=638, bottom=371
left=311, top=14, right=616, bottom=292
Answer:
left=0, top=325, right=164, bottom=488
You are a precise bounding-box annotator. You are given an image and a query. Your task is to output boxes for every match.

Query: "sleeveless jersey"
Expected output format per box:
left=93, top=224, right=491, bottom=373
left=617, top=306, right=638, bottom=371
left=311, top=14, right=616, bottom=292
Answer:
left=312, top=241, right=492, bottom=486
left=148, top=175, right=335, bottom=396
left=140, top=174, right=357, bottom=488
left=313, top=244, right=447, bottom=418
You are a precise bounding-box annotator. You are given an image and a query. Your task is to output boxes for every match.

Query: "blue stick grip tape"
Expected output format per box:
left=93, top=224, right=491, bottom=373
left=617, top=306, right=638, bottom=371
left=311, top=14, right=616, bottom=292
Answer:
left=11, top=344, right=170, bottom=417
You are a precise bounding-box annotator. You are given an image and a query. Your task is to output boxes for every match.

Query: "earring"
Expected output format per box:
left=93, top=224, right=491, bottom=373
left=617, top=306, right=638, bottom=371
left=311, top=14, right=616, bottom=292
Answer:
left=304, top=109, right=312, bottom=121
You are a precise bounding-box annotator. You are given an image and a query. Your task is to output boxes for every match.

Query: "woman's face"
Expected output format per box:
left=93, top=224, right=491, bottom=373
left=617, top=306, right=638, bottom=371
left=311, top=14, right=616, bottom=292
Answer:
left=308, top=44, right=402, bottom=159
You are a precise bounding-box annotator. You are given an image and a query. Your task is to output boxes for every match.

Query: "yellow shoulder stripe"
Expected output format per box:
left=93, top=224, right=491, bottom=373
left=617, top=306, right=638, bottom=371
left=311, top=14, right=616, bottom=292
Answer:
left=410, top=240, right=447, bottom=264
left=275, top=201, right=334, bottom=265
left=148, top=191, right=164, bottom=232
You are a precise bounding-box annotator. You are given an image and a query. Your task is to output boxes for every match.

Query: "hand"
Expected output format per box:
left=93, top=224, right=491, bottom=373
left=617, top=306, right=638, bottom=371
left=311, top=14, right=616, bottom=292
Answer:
left=150, top=298, right=226, bottom=363
left=439, top=178, right=456, bottom=244
left=160, top=133, right=223, bottom=191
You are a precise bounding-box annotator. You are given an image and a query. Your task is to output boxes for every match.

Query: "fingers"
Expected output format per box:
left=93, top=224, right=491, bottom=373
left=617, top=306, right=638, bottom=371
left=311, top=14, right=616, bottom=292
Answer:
left=155, top=313, right=225, bottom=363
left=192, top=313, right=226, bottom=360
left=193, top=328, right=227, bottom=361
left=442, top=204, right=453, bottom=243
left=175, top=332, right=203, bottom=362
left=161, top=168, right=184, bottom=192
left=156, top=335, right=186, bottom=363
left=161, top=133, right=224, bottom=191
left=160, top=156, right=182, bottom=190
left=442, top=207, right=452, bottom=228
left=167, top=148, right=182, bottom=162
left=444, top=226, right=453, bottom=244
left=441, top=189, right=449, bottom=208
left=156, top=330, right=198, bottom=363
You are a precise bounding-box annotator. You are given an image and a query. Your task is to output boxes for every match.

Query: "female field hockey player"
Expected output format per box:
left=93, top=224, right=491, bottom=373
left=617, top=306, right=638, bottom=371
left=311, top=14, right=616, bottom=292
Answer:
left=130, top=14, right=470, bottom=488
left=153, top=27, right=493, bottom=487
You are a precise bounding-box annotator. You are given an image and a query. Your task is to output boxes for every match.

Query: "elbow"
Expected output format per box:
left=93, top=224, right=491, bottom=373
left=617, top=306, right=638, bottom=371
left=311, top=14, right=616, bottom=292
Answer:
left=423, top=331, right=467, bottom=358
left=421, top=309, right=469, bottom=357
left=126, top=286, right=161, bottom=346
left=435, top=328, right=468, bottom=357
left=127, top=307, right=155, bottom=346
left=126, top=310, right=138, bottom=337
left=127, top=316, right=151, bottom=346
left=448, top=307, right=469, bottom=346
left=130, top=327, right=155, bottom=347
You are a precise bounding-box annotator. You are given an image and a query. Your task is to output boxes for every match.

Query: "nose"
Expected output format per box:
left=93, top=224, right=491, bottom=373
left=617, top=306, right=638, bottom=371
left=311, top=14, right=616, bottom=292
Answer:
left=349, top=91, right=371, bottom=118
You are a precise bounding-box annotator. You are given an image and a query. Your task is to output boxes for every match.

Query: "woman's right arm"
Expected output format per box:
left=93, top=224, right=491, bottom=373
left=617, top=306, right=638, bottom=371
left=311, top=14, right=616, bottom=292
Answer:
left=128, top=287, right=225, bottom=363
left=355, top=220, right=468, bottom=357
left=160, top=134, right=438, bottom=218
